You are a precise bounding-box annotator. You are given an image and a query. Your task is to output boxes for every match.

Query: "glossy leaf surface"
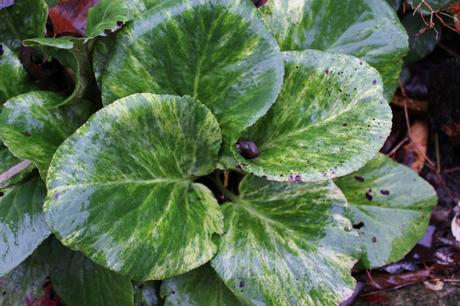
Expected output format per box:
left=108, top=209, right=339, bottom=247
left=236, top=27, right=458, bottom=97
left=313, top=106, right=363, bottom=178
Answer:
left=98, top=0, right=284, bottom=143
left=234, top=50, right=392, bottom=182
left=0, top=91, right=94, bottom=178
left=0, top=45, right=33, bottom=104
left=44, top=93, right=224, bottom=280
left=259, top=0, right=409, bottom=100
left=162, top=264, right=242, bottom=306
left=402, top=14, right=440, bottom=64
left=0, top=177, right=49, bottom=276
left=50, top=241, right=134, bottom=306
left=0, top=241, right=50, bottom=306
left=212, top=175, right=360, bottom=306
left=335, top=154, right=437, bottom=268
left=0, top=0, right=48, bottom=50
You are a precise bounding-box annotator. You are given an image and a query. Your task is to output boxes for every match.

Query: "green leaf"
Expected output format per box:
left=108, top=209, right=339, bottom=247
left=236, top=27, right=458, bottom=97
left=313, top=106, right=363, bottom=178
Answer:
left=0, top=241, right=50, bottom=306
left=86, top=0, right=164, bottom=39
left=0, top=91, right=94, bottom=178
left=211, top=175, right=360, bottom=306
left=98, top=0, right=284, bottom=143
left=335, top=154, right=437, bottom=268
left=24, top=37, right=96, bottom=106
left=0, top=0, right=48, bottom=51
left=44, top=93, right=224, bottom=280
left=161, top=264, right=242, bottom=306
left=0, top=145, right=34, bottom=189
left=133, top=281, right=161, bottom=306
left=0, top=177, right=49, bottom=277
left=50, top=240, right=134, bottom=306
left=259, top=0, right=409, bottom=100
left=403, top=14, right=441, bottom=64
left=0, top=45, right=34, bottom=105
left=234, top=50, right=392, bottom=183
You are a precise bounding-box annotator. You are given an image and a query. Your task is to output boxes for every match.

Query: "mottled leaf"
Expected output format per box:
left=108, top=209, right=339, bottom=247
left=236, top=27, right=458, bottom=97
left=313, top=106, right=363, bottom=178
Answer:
left=403, top=13, right=441, bottom=64
left=50, top=240, right=134, bottom=306
left=0, top=241, right=50, bottom=306
left=335, top=154, right=437, bottom=268
left=0, top=0, right=48, bottom=50
left=161, top=264, right=242, bottom=306
left=0, top=146, right=34, bottom=188
left=0, top=44, right=34, bottom=104
left=86, top=0, right=164, bottom=39
left=0, top=91, right=94, bottom=178
left=259, top=0, right=409, bottom=100
left=234, top=50, right=392, bottom=183
left=44, top=93, right=224, bottom=280
left=133, top=281, right=161, bottom=306
left=98, top=0, right=284, bottom=143
left=211, top=175, right=360, bottom=306
left=0, top=177, right=49, bottom=277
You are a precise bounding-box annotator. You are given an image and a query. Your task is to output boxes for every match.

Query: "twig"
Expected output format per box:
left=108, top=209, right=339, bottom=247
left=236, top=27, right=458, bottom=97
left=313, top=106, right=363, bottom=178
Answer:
left=0, top=160, right=32, bottom=184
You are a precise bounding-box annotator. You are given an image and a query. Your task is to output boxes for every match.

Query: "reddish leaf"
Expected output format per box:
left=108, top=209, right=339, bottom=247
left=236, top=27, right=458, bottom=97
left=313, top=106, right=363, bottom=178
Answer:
left=48, top=0, right=99, bottom=36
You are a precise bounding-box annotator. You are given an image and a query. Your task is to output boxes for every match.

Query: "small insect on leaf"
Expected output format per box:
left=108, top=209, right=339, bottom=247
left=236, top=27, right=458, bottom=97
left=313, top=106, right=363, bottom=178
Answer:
left=236, top=140, right=260, bottom=160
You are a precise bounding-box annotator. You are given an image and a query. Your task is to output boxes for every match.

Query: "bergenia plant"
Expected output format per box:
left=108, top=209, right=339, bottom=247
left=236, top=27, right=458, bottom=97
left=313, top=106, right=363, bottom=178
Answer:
left=0, top=0, right=438, bottom=305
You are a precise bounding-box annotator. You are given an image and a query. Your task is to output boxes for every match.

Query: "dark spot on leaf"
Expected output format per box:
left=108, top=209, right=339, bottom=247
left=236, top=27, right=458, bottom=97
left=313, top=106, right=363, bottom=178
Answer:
left=372, top=236, right=377, bottom=243
left=354, top=176, right=365, bottom=182
left=0, top=44, right=3, bottom=56
left=2, top=291, right=5, bottom=295
left=0, top=192, right=4, bottom=197
left=325, top=69, right=329, bottom=74
left=22, top=132, right=32, bottom=137
left=353, top=222, right=365, bottom=229
left=380, top=189, right=390, bottom=195
left=236, top=140, right=260, bottom=160
left=372, top=80, right=377, bottom=85
left=365, top=192, right=373, bottom=201
left=54, top=192, right=61, bottom=200
left=239, top=280, right=245, bottom=288
left=342, top=123, right=348, bottom=127
left=252, top=0, right=267, bottom=8
left=172, top=290, right=175, bottom=294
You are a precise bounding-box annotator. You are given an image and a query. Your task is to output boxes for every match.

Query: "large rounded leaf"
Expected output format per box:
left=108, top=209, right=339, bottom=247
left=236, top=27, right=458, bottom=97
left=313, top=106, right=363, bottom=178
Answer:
left=259, top=0, right=409, bottom=100
left=44, top=93, right=224, bottom=280
left=0, top=0, right=48, bottom=50
left=234, top=50, right=392, bottom=183
left=0, top=45, right=34, bottom=104
left=0, top=177, right=49, bottom=276
left=211, top=175, right=360, bottom=306
left=335, top=154, right=437, bottom=268
left=161, top=265, right=242, bottom=306
left=98, top=0, right=284, bottom=143
left=50, top=240, right=134, bottom=306
left=0, top=91, right=94, bottom=178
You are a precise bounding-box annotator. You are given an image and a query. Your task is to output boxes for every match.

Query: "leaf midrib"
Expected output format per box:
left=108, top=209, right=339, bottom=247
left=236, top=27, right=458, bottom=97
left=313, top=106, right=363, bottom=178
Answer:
left=50, top=178, right=190, bottom=191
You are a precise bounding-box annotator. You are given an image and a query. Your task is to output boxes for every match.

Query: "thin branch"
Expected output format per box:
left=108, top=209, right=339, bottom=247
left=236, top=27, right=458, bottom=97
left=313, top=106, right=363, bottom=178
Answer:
left=0, top=160, right=32, bottom=184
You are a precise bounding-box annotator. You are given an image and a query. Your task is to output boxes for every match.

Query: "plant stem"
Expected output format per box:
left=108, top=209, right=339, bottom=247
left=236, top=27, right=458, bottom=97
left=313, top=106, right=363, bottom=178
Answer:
left=212, top=173, right=239, bottom=202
